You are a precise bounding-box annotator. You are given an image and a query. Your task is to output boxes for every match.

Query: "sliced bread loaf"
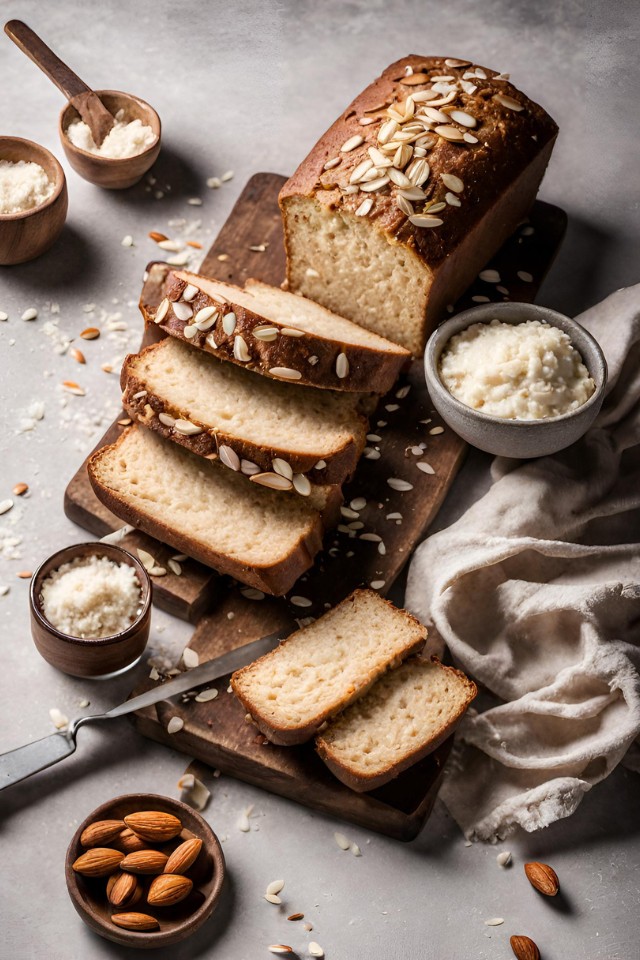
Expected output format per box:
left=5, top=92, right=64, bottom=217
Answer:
left=87, top=426, right=326, bottom=595
left=121, top=337, right=368, bottom=489
left=231, top=589, right=427, bottom=745
left=316, top=656, right=477, bottom=792
left=140, top=266, right=410, bottom=394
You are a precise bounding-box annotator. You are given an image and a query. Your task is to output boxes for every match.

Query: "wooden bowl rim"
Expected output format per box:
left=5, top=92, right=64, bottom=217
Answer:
left=59, top=89, right=162, bottom=166
left=65, top=793, right=226, bottom=948
left=0, top=136, right=66, bottom=222
left=30, top=541, right=152, bottom=647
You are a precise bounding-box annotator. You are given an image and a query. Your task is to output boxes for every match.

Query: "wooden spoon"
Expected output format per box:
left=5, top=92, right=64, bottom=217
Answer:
left=5, top=20, right=116, bottom=146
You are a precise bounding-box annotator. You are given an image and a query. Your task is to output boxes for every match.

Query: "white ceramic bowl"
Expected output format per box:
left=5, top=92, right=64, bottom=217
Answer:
left=424, top=302, right=607, bottom=458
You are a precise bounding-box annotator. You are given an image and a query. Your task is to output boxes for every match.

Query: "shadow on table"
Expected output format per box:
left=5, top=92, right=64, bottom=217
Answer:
left=2, top=223, right=104, bottom=290
left=107, top=142, right=203, bottom=211
left=537, top=210, right=614, bottom=318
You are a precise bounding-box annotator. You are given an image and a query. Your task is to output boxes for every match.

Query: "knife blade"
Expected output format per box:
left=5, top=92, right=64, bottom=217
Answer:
left=0, top=627, right=286, bottom=791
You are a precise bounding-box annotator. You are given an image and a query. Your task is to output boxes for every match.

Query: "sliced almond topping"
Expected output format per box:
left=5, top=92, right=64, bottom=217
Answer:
left=340, top=135, right=364, bottom=153
left=268, top=367, right=302, bottom=381
left=493, top=93, right=524, bottom=111
left=219, top=445, right=241, bottom=471
left=449, top=109, right=477, bottom=128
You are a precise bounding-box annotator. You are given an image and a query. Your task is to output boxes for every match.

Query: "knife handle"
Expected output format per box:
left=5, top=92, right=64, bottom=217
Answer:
left=0, top=732, right=76, bottom=791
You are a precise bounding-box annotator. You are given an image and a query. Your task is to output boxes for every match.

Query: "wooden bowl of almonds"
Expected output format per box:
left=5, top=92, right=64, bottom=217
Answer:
left=65, top=793, right=225, bottom=948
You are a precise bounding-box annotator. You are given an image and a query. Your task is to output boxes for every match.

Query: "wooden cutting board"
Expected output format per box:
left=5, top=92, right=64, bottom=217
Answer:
left=65, top=173, right=566, bottom=838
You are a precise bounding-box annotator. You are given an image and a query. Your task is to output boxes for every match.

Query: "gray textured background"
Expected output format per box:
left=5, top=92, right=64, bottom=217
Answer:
left=1, top=1, right=639, bottom=958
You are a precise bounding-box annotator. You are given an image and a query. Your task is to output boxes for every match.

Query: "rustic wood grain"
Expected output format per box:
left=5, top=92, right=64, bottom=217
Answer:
left=64, top=172, right=566, bottom=839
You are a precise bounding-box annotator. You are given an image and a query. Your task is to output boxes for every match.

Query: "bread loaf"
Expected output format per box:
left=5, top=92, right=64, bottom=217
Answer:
left=140, top=266, right=410, bottom=393
left=231, top=589, right=427, bottom=745
left=121, top=337, right=368, bottom=489
left=88, top=426, right=329, bottom=595
left=316, top=656, right=477, bottom=791
left=280, top=56, right=558, bottom=354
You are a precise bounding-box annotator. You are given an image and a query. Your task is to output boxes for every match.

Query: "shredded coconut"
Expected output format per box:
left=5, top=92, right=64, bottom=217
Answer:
left=439, top=319, right=595, bottom=420
left=41, top=554, right=142, bottom=638
left=65, top=109, right=156, bottom=159
left=0, top=159, right=55, bottom=214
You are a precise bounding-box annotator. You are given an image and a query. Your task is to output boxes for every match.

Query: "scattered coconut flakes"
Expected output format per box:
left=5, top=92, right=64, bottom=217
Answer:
left=182, top=648, right=199, bottom=669
left=497, top=850, right=512, bottom=867
left=266, top=879, right=285, bottom=896
left=121, top=235, right=134, bottom=247
left=195, top=688, right=218, bottom=703
left=21, top=308, right=38, bottom=322
left=167, top=716, right=184, bottom=735
left=485, top=918, right=504, bottom=926
left=309, top=943, right=324, bottom=958
left=334, top=831, right=351, bottom=850
left=49, top=707, right=69, bottom=730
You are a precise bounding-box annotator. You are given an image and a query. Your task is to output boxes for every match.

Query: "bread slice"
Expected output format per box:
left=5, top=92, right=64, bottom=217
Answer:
left=280, top=56, right=557, bottom=355
left=231, top=589, right=427, bottom=745
left=140, top=267, right=409, bottom=394
left=87, top=426, right=326, bottom=595
left=316, top=657, right=477, bottom=791
left=121, top=337, right=368, bottom=489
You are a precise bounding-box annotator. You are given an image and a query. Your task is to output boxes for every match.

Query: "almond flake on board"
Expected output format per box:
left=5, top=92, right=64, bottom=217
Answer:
left=167, top=717, right=184, bottom=735
left=194, top=688, right=218, bottom=703
left=182, top=648, right=199, bottom=669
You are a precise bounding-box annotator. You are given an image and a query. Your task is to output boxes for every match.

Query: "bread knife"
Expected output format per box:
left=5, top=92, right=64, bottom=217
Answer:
left=0, top=629, right=284, bottom=792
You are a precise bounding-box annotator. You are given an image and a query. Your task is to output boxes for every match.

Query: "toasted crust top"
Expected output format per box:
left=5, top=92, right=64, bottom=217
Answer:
left=280, top=55, right=558, bottom=266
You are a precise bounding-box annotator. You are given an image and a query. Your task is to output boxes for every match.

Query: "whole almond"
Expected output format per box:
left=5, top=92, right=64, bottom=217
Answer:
left=70, top=347, right=86, bottom=364
left=80, top=327, right=100, bottom=340
left=163, top=838, right=202, bottom=875
left=510, top=934, right=541, bottom=960
left=111, top=912, right=159, bottom=932
left=147, top=873, right=193, bottom=907
left=12, top=483, right=28, bottom=496
left=107, top=871, right=139, bottom=907
left=124, top=811, right=182, bottom=842
left=524, top=861, right=559, bottom=896
left=120, top=850, right=169, bottom=875
left=72, top=847, right=124, bottom=877
left=114, top=827, right=150, bottom=853
left=80, top=819, right=125, bottom=848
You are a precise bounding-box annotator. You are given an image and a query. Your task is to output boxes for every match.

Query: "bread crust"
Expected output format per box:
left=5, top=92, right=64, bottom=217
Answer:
left=231, top=589, right=427, bottom=745
left=121, top=343, right=367, bottom=486
left=315, top=656, right=477, bottom=792
left=139, top=267, right=409, bottom=394
left=279, top=54, right=558, bottom=263
left=87, top=428, right=324, bottom=596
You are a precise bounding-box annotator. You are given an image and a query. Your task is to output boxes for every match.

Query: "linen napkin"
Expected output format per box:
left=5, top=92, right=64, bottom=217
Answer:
left=405, top=285, right=640, bottom=841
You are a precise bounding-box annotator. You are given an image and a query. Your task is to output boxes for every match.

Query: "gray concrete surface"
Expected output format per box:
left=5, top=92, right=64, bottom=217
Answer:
left=1, top=1, right=639, bottom=958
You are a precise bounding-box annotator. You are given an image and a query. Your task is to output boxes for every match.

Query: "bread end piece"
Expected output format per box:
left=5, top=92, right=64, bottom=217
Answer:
left=316, top=656, right=477, bottom=792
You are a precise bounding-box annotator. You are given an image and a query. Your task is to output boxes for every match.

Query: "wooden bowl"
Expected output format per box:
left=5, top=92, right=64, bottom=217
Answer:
left=66, top=794, right=226, bottom=949
left=59, top=90, right=161, bottom=189
left=0, top=136, right=67, bottom=264
left=30, top=542, right=151, bottom=678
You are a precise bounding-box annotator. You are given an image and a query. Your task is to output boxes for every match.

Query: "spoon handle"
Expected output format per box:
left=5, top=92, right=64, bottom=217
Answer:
left=5, top=19, right=90, bottom=100
left=4, top=20, right=115, bottom=145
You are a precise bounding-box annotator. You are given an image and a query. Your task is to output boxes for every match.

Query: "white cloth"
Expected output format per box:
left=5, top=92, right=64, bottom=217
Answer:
left=405, top=285, right=640, bottom=841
